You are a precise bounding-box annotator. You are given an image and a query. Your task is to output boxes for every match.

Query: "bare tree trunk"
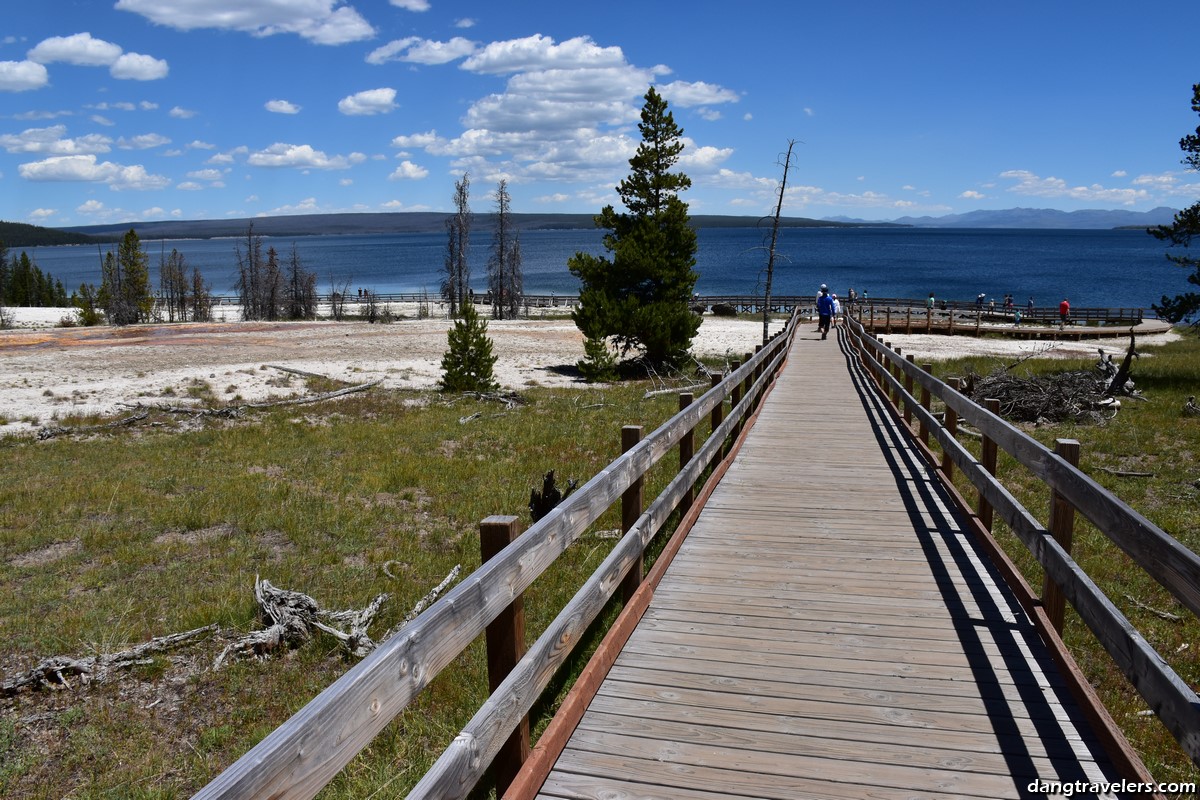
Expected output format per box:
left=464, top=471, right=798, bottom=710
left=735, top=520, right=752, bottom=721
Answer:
left=764, top=140, right=796, bottom=345
left=444, top=173, right=472, bottom=317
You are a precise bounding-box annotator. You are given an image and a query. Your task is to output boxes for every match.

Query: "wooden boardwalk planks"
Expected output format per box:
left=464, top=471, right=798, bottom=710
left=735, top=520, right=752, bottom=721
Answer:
left=535, top=327, right=1127, bottom=799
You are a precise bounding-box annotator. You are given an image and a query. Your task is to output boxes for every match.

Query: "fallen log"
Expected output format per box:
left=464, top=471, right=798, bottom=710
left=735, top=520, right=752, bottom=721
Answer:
left=36, top=411, right=149, bottom=440
left=2, top=624, right=217, bottom=695
left=264, top=364, right=342, bottom=382
left=1099, top=467, right=1155, bottom=478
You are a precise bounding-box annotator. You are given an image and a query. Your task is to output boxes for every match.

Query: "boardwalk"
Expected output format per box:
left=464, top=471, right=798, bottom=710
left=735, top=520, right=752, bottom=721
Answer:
left=535, top=327, right=1125, bottom=799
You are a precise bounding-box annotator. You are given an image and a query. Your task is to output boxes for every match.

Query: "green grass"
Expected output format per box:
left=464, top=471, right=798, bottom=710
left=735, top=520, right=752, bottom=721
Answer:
left=0, top=382, right=696, bottom=799
left=926, top=331, right=1200, bottom=787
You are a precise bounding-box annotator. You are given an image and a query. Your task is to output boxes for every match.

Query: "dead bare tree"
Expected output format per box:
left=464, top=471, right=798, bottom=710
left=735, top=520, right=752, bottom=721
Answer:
left=488, top=179, right=523, bottom=320
left=443, top=172, right=472, bottom=317
left=762, top=140, right=797, bottom=344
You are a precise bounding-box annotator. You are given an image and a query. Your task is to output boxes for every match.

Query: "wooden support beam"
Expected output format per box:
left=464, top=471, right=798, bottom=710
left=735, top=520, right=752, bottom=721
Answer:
left=479, top=515, right=529, bottom=797
left=978, top=398, right=1000, bottom=532
left=678, top=393, right=695, bottom=515
left=1044, top=439, right=1081, bottom=633
left=621, top=425, right=644, bottom=604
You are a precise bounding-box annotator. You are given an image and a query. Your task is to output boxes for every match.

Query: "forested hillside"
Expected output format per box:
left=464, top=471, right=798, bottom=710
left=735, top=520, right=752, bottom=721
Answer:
left=0, top=220, right=108, bottom=248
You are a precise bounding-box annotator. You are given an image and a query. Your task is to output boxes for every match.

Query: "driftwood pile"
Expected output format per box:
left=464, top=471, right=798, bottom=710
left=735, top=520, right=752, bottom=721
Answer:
left=961, top=334, right=1143, bottom=425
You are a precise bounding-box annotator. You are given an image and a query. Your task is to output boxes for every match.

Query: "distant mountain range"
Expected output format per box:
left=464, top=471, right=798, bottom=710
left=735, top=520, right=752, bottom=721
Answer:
left=2, top=207, right=1181, bottom=249
left=825, top=206, right=1179, bottom=229
left=54, top=212, right=892, bottom=241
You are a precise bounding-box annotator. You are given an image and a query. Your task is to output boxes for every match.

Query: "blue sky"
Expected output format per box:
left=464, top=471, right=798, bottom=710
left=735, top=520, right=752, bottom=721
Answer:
left=2, top=0, right=1197, bottom=227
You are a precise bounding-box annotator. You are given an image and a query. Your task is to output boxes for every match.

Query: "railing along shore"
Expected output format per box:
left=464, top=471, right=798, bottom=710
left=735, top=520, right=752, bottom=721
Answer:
left=843, top=314, right=1200, bottom=772
left=204, top=291, right=1154, bottom=325
left=192, top=314, right=800, bottom=800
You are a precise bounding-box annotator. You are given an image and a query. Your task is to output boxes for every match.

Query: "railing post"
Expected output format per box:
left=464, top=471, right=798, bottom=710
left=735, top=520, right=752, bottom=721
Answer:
left=919, top=364, right=932, bottom=446
left=479, top=515, right=529, bottom=796
left=742, top=351, right=754, bottom=410
left=709, top=372, right=723, bottom=469
left=1043, top=438, right=1081, bottom=633
left=904, top=355, right=915, bottom=425
left=891, top=347, right=902, bottom=407
left=941, top=378, right=959, bottom=481
left=978, top=398, right=1000, bottom=531
left=679, top=392, right=695, bottom=514
left=621, top=425, right=644, bottom=603
left=753, top=345, right=764, bottom=406
left=729, top=360, right=743, bottom=455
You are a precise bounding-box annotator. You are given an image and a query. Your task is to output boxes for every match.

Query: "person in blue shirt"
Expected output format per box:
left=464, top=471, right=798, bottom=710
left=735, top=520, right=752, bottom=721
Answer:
left=816, top=284, right=835, bottom=340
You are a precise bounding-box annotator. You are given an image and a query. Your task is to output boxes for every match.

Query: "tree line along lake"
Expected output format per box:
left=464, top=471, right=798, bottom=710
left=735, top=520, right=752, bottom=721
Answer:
left=19, top=226, right=1190, bottom=313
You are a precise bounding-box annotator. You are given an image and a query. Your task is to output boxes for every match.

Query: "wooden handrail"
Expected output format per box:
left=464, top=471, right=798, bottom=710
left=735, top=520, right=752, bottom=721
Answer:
left=193, top=316, right=798, bottom=800
left=844, top=315, right=1200, bottom=765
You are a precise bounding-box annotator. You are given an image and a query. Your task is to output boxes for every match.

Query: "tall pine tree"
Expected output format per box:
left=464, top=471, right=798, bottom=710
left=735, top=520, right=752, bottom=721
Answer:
left=569, top=87, right=700, bottom=370
left=1151, top=82, right=1200, bottom=325
left=99, top=228, right=152, bottom=325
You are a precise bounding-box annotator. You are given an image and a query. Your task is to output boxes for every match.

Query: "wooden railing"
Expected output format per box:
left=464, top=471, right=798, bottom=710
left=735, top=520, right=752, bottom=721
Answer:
left=847, top=297, right=1147, bottom=329
left=843, top=314, right=1200, bottom=768
left=192, top=315, right=799, bottom=800
left=204, top=291, right=1152, bottom=327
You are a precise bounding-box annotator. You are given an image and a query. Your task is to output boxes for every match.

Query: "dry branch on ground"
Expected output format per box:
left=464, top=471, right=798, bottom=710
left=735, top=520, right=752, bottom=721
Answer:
left=1, top=625, right=217, bottom=695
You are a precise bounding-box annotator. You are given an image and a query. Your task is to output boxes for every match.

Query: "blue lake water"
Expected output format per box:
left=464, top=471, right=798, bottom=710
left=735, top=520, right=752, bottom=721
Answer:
left=18, top=226, right=1190, bottom=311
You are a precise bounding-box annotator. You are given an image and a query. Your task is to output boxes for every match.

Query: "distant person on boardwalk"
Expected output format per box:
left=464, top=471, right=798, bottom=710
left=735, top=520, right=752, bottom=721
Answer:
left=831, top=294, right=841, bottom=326
left=927, top=292, right=935, bottom=310
left=1059, top=297, right=1070, bottom=328
left=816, top=285, right=835, bottom=340
left=1027, top=296, right=1035, bottom=314
left=847, top=287, right=857, bottom=306
left=1013, top=308, right=1022, bottom=327
left=976, top=293, right=985, bottom=310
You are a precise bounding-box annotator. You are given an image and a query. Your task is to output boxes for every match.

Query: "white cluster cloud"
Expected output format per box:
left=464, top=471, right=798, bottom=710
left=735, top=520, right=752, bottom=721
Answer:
left=388, top=160, right=428, bottom=180
left=118, top=133, right=171, bottom=150
left=0, top=125, right=112, bottom=155
left=338, top=88, right=398, bottom=116
left=114, top=0, right=375, bottom=45
left=999, top=169, right=1150, bottom=205
left=19, top=154, right=171, bottom=190
left=247, top=143, right=367, bottom=170
left=23, top=32, right=168, bottom=84
left=367, top=36, right=477, bottom=66
left=265, top=99, right=302, bottom=114
left=0, top=60, right=49, bottom=91
left=28, top=33, right=122, bottom=65
left=461, top=34, right=626, bottom=75
left=384, top=34, right=738, bottom=192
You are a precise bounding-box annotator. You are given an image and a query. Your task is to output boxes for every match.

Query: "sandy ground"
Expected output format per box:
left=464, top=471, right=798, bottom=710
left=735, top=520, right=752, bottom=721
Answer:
left=0, top=306, right=1178, bottom=437
left=0, top=305, right=785, bottom=436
